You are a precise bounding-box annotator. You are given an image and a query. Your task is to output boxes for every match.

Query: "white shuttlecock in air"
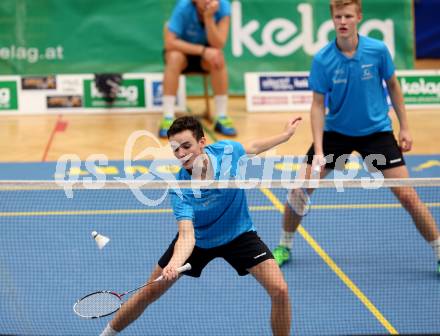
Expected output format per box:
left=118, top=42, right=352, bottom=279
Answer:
left=91, top=231, right=110, bottom=250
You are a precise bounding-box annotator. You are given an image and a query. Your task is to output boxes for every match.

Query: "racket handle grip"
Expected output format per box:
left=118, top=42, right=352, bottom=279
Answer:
left=312, top=165, right=321, bottom=174
left=155, top=263, right=192, bottom=282
left=178, top=263, right=192, bottom=273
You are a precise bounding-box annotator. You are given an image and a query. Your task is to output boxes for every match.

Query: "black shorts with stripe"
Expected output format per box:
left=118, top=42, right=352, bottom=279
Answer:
left=306, top=131, right=405, bottom=171
left=158, top=231, right=274, bottom=277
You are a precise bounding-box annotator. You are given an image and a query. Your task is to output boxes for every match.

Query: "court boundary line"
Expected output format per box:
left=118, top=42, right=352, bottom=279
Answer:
left=41, top=114, right=67, bottom=162
left=260, top=187, right=399, bottom=335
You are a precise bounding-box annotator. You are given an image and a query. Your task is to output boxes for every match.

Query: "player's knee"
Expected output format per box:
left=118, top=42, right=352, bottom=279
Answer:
left=216, top=54, right=227, bottom=70
left=270, top=280, right=289, bottom=301
left=165, top=51, right=186, bottom=70
left=394, top=188, right=417, bottom=210
left=218, top=52, right=226, bottom=66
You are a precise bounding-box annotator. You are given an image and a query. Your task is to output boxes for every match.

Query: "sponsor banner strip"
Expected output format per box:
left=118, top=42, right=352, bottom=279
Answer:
left=0, top=73, right=186, bottom=115
left=245, top=70, right=440, bottom=112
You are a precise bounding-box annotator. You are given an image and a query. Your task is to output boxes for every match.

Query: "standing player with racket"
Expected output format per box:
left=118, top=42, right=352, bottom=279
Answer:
left=100, top=115, right=302, bottom=336
left=273, top=0, right=440, bottom=274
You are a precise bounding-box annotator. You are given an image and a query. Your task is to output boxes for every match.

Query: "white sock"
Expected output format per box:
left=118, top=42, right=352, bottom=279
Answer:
left=100, top=324, right=118, bottom=336
left=279, top=229, right=295, bottom=249
left=214, top=95, right=228, bottom=118
left=162, top=95, right=176, bottom=119
left=429, top=237, right=440, bottom=261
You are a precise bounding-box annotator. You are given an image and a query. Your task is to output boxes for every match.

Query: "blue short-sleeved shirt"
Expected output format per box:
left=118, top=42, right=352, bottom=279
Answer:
left=170, top=140, right=255, bottom=249
left=167, top=0, right=231, bottom=45
left=309, top=35, right=395, bottom=136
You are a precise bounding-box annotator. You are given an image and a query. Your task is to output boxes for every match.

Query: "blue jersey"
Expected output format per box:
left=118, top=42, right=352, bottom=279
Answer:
left=309, top=35, right=395, bottom=136
left=167, top=0, right=231, bottom=45
left=170, top=140, right=255, bottom=249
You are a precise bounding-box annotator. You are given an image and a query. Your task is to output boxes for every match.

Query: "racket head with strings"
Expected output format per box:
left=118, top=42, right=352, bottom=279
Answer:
left=287, top=188, right=311, bottom=216
left=73, top=291, right=122, bottom=319
left=73, top=263, right=192, bottom=319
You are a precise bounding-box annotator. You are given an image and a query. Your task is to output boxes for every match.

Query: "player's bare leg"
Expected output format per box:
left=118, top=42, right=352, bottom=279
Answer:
left=383, top=165, right=439, bottom=242
left=159, top=50, right=188, bottom=137
left=274, top=164, right=329, bottom=266
left=249, top=259, right=291, bottom=336
left=202, top=53, right=236, bottom=135
left=109, top=265, right=177, bottom=332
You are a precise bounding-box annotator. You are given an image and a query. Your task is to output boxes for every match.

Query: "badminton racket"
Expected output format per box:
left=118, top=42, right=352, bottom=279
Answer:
left=287, top=188, right=311, bottom=216
left=287, top=165, right=320, bottom=216
left=73, top=263, right=191, bottom=319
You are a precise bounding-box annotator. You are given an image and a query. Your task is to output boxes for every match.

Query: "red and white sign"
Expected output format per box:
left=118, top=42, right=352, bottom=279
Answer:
left=245, top=72, right=312, bottom=112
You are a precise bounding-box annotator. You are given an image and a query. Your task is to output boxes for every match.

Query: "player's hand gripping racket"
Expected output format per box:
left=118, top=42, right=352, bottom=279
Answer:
left=287, top=165, right=320, bottom=216
left=73, top=263, right=191, bottom=319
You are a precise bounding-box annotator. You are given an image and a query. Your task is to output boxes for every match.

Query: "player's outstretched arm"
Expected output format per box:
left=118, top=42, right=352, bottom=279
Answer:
left=163, top=220, right=195, bottom=281
left=243, top=116, right=302, bottom=155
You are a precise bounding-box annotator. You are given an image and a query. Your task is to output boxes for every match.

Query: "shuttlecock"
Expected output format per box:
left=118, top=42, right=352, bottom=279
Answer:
left=91, top=231, right=110, bottom=250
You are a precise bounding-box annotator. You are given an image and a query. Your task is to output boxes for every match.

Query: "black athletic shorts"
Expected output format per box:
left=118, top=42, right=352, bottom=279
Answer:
left=158, top=231, right=274, bottom=277
left=163, top=50, right=206, bottom=73
left=306, top=131, right=405, bottom=171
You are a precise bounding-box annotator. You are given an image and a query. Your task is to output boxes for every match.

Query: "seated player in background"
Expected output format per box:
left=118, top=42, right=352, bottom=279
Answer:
left=100, top=115, right=302, bottom=336
left=272, top=0, right=440, bottom=274
left=159, top=0, right=236, bottom=138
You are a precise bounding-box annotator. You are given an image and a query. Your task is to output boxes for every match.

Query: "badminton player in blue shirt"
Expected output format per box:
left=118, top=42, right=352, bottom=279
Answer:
left=101, top=115, right=302, bottom=336
left=273, top=0, right=440, bottom=273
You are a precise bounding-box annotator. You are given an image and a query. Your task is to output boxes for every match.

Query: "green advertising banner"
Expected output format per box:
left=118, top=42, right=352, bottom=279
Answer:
left=83, top=79, right=146, bottom=108
left=0, top=0, right=414, bottom=94
left=397, top=71, right=440, bottom=106
left=0, top=81, right=18, bottom=110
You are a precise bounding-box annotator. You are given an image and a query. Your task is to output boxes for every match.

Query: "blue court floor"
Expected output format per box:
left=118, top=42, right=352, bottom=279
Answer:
left=0, top=155, right=439, bottom=335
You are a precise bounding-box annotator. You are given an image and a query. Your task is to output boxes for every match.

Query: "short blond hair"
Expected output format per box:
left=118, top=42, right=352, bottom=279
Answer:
left=330, top=0, right=362, bottom=14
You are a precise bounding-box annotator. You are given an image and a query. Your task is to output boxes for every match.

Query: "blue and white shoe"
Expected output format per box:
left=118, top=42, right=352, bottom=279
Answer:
left=214, top=116, right=237, bottom=136
left=158, top=117, right=174, bottom=138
